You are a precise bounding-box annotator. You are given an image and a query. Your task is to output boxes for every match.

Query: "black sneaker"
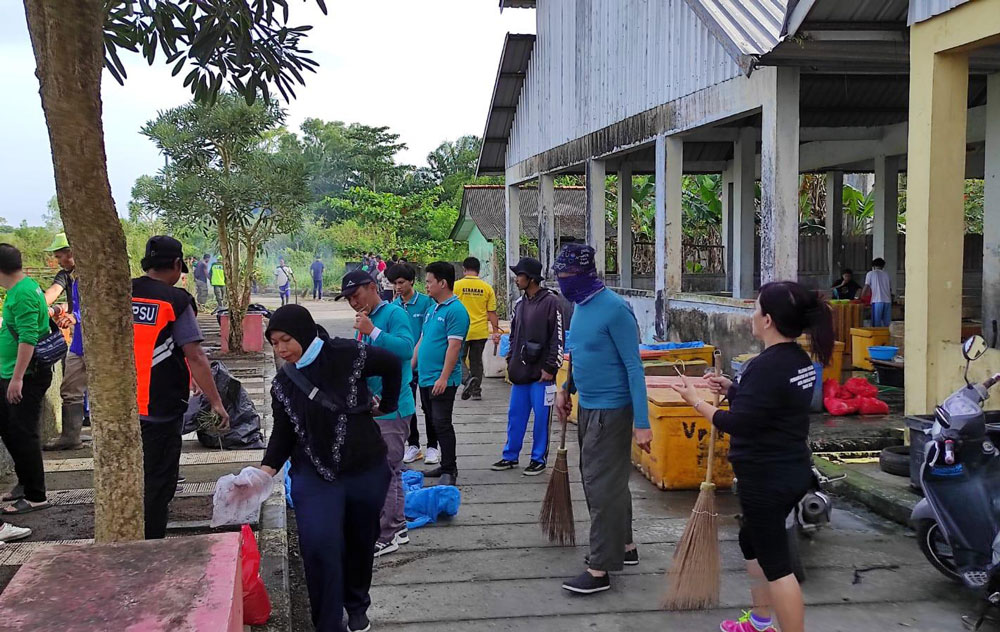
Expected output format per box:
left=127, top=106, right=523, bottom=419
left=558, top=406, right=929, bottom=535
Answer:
left=584, top=548, right=639, bottom=567
left=561, top=571, right=611, bottom=594
left=523, top=461, right=546, bottom=476
left=491, top=459, right=519, bottom=471
left=348, top=612, right=371, bottom=632
left=461, top=377, right=481, bottom=400
left=423, top=467, right=445, bottom=478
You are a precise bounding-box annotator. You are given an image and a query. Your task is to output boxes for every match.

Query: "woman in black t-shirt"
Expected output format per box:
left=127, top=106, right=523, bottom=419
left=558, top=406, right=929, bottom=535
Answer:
left=671, top=281, right=833, bottom=632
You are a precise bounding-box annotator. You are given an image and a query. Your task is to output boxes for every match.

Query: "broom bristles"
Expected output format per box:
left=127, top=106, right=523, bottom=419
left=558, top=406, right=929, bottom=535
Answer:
left=662, top=481, right=720, bottom=610
left=539, top=447, right=575, bottom=546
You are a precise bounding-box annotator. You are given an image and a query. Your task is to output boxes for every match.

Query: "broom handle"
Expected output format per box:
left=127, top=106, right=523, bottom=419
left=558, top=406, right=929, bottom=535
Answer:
left=558, top=411, right=568, bottom=450
left=704, top=350, right=722, bottom=485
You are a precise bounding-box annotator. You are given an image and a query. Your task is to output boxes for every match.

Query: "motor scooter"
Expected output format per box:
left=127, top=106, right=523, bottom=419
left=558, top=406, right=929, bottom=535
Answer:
left=911, top=335, right=1000, bottom=630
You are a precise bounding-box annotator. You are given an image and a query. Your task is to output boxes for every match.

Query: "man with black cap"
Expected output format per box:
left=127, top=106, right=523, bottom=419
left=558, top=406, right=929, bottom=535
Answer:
left=336, top=270, right=416, bottom=557
left=132, top=236, right=230, bottom=539
left=491, top=257, right=564, bottom=477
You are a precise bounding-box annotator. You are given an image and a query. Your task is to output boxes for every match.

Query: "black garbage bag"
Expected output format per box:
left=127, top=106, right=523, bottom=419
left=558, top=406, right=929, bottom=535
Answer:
left=183, top=361, right=265, bottom=449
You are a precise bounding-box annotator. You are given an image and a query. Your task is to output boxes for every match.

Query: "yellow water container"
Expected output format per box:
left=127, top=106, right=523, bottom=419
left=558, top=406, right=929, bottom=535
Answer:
left=639, top=345, right=716, bottom=366
left=851, top=327, right=891, bottom=371
left=642, top=386, right=734, bottom=490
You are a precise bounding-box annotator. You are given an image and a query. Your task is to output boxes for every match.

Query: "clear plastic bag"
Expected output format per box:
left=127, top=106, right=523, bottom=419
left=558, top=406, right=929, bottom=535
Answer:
left=211, top=467, right=274, bottom=527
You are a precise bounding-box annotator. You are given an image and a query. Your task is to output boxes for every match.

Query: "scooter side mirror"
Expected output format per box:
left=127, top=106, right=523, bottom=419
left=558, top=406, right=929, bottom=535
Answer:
left=964, top=335, right=989, bottom=362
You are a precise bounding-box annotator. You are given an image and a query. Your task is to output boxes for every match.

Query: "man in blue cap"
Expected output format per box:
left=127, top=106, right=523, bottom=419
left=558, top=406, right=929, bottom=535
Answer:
left=552, top=243, right=652, bottom=595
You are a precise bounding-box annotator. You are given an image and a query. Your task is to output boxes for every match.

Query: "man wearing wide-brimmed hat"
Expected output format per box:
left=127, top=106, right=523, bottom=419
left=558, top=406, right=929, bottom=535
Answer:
left=41, top=233, right=87, bottom=451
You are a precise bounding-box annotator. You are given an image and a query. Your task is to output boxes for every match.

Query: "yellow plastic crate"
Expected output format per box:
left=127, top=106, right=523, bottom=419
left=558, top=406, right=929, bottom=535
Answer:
left=851, top=327, right=890, bottom=371
left=641, top=387, right=734, bottom=491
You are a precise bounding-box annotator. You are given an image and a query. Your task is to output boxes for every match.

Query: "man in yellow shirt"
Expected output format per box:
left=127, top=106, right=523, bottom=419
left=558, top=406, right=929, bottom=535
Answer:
left=454, top=257, right=500, bottom=401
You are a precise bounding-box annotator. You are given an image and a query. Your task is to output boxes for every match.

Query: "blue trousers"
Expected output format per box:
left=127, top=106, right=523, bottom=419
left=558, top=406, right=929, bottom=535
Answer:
left=872, top=302, right=891, bottom=327
left=291, top=459, right=391, bottom=632
left=503, top=381, right=553, bottom=464
left=312, top=280, right=323, bottom=300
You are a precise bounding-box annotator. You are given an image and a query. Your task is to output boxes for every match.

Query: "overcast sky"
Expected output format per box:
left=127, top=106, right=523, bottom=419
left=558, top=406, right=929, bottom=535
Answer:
left=0, top=2, right=535, bottom=226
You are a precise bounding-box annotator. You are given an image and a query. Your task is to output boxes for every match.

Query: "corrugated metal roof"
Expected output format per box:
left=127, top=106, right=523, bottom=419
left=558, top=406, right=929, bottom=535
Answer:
left=500, top=0, right=536, bottom=8
left=908, top=0, right=971, bottom=25
left=454, top=185, right=589, bottom=241
left=682, top=0, right=789, bottom=71
left=477, top=34, right=535, bottom=176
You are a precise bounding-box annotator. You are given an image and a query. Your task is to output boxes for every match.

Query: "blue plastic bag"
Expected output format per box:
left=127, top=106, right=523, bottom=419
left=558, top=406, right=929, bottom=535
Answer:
left=402, top=469, right=424, bottom=492
left=498, top=334, right=511, bottom=358
left=404, top=485, right=461, bottom=529
left=282, top=461, right=293, bottom=509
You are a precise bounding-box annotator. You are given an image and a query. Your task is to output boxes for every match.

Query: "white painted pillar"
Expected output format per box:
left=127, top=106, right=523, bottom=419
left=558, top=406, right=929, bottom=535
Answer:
left=504, top=182, right=521, bottom=308
left=721, top=165, right=733, bottom=292
left=760, top=67, right=801, bottom=283
left=538, top=174, right=556, bottom=279
left=617, top=164, right=633, bottom=288
left=586, top=159, right=607, bottom=276
left=665, top=137, right=684, bottom=293
left=732, top=127, right=756, bottom=298
left=873, top=154, right=900, bottom=282
left=984, top=74, right=1000, bottom=343
left=654, top=135, right=667, bottom=296
left=826, top=171, right=845, bottom=286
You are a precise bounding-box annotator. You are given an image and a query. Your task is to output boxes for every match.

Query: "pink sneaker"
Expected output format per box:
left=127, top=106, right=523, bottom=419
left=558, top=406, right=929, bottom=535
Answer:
left=720, top=611, right=777, bottom=632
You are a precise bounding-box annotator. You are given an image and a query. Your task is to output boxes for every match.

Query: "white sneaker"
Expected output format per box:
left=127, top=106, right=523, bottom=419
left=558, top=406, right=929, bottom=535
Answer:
left=374, top=540, right=399, bottom=558
left=424, top=447, right=441, bottom=465
left=403, top=445, right=423, bottom=464
left=0, top=523, right=31, bottom=543
left=394, top=528, right=410, bottom=545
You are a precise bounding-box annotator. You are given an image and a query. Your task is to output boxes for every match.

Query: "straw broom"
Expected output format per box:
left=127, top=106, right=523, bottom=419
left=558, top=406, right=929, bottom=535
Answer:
left=663, top=350, right=723, bottom=610
left=539, top=404, right=575, bottom=546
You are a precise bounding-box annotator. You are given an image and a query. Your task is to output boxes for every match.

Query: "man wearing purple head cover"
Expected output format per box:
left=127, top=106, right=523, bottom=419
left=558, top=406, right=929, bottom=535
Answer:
left=552, top=243, right=653, bottom=595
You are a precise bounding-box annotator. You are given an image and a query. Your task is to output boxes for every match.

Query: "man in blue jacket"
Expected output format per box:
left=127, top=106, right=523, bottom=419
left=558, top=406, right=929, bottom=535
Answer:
left=553, top=244, right=652, bottom=595
left=340, top=270, right=416, bottom=558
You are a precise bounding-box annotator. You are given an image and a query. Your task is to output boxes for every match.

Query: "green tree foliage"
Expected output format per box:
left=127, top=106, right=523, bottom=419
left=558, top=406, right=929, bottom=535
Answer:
left=323, top=187, right=465, bottom=262
left=103, top=0, right=326, bottom=104
left=135, top=92, right=310, bottom=350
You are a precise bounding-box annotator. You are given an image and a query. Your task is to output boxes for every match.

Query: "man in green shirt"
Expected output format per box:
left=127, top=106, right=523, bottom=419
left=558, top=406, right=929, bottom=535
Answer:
left=0, top=243, right=54, bottom=522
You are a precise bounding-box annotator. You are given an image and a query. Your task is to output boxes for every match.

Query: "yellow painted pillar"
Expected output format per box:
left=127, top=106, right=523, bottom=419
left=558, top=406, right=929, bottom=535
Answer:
left=904, top=33, right=969, bottom=415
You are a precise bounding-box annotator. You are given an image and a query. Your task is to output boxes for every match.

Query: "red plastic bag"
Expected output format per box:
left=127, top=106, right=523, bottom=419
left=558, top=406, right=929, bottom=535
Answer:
left=844, top=377, right=878, bottom=398
left=824, top=397, right=859, bottom=416
left=823, top=379, right=840, bottom=400
left=241, top=524, right=272, bottom=625
left=857, top=397, right=890, bottom=415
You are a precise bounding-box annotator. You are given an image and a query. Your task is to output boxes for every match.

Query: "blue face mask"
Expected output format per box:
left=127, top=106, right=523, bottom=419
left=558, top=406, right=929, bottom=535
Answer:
left=296, top=337, right=324, bottom=368
left=557, top=273, right=605, bottom=304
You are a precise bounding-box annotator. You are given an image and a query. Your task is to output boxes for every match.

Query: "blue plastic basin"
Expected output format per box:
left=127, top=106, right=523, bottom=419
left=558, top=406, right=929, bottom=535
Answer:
left=868, top=346, right=899, bottom=362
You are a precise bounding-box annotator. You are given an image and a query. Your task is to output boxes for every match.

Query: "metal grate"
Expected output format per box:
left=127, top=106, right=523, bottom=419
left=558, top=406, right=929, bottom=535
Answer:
left=0, top=540, right=93, bottom=566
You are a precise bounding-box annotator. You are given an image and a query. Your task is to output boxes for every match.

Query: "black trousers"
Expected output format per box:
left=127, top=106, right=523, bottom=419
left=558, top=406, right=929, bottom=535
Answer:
left=406, top=378, right=436, bottom=448
left=292, top=459, right=391, bottom=632
left=734, top=461, right=812, bottom=582
left=142, top=416, right=183, bottom=539
left=461, top=339, right=487, bottom=395
left=419, top=385, right=458, bottom=475
left=0, top=369, right=53, bottom=503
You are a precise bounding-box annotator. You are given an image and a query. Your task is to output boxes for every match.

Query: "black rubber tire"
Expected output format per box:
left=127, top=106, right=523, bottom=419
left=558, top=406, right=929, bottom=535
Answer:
left=787, top=525, right=807, bottom=583
left=915, top=519, right=963, bottom=584
left=879, top=445, right=910, bottom=477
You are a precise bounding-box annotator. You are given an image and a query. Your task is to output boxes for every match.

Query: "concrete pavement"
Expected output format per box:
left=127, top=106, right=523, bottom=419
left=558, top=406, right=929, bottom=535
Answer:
left=301, top=299, right=982, bottom=632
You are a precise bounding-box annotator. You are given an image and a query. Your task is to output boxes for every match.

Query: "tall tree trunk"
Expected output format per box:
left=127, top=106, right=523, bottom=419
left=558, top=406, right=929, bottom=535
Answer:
left=23, top=0, right=144, bottom=542
left=217, top=216, right=245, bottom=352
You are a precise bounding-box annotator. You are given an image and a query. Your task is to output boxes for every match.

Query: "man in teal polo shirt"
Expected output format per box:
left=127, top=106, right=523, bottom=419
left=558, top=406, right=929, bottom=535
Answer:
left=339, top=270, right=416, bottom=558
left=414, top=261, right=469, bottom=487
left=387, top=263, right=437, bottom=465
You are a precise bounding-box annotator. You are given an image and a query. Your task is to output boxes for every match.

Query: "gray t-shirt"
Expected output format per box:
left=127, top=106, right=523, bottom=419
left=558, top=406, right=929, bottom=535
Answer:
left=865, top=269, right=892, bottom=304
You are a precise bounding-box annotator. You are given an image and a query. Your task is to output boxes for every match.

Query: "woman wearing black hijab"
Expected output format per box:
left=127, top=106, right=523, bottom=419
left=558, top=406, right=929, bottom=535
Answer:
left=257, top=304, right=401, bottom=632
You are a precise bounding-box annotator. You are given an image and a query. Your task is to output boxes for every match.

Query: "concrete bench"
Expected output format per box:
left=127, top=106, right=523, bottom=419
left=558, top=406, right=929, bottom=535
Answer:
left=0, top=532, right=243, bottom=632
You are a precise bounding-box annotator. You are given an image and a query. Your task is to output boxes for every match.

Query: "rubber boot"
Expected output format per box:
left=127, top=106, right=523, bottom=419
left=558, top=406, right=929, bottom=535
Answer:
left=43, top=403, right=85, bottom=451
